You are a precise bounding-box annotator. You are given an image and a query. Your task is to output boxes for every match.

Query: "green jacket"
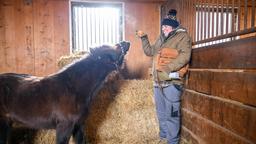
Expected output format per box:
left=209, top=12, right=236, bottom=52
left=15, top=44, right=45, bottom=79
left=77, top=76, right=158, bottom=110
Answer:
left=141, top=27, right=192, bottom=85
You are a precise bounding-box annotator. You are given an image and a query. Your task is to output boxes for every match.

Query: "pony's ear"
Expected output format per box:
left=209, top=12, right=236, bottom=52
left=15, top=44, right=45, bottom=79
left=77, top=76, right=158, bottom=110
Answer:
left=114, top=43, right=121, bottom=51
left=89, top=48, right=95, bottom=53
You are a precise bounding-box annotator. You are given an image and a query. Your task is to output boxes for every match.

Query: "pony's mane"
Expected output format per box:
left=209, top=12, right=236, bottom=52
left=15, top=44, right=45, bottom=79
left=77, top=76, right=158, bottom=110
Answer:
left=57, top=45, right=116, bottom=73
left=89, top=45, right=116, bottom=57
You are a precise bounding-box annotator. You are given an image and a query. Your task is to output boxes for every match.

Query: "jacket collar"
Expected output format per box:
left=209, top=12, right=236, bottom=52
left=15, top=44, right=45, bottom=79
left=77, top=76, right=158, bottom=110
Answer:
left=162, top=26, right=187, bottom=40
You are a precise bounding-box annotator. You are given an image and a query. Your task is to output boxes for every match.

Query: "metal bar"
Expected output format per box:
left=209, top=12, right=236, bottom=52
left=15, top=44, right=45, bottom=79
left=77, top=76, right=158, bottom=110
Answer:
left=71, top=6, right=76, bottom=52
left=252, top=0, right=255, bottom=27
left=211, top=0, right=214, bottom=38
left=79, top=7, right=83, bottom=50
left=238, top=0, right=241, bottom=31
left=75, top=7, right=78, bottom=51
left=216, top=0, right=219, bottom=36
left=201, top=0, right=204, bottom=40
left=77, top=7, right=80, bottom=51
left=204, top=0, right=207, bottom=40
left=244, top=0, right=248, bottom=29
left=93, top=8, right=96, bottom=45
left=81, top=7, right=84, bottom=50
left=193, top=27, right=256, bottom=45
left=85, top=8, right=88, bottom=50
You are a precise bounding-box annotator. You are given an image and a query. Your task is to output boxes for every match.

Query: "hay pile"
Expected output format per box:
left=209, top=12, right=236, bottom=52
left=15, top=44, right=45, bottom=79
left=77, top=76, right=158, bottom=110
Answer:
left=85, top=79, right=159, bottom=144
left=57, top=51, right=88, bottom=68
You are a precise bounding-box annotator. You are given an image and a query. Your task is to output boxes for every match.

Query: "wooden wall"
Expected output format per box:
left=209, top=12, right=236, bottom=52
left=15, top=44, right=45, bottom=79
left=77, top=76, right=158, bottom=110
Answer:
left=124, top=1, right=162, bottom=79
left=181, top=36, right=256, bottom=143
left=0, top=0, right=163, bottom=77
left=0, top=0, right=70, bottom=76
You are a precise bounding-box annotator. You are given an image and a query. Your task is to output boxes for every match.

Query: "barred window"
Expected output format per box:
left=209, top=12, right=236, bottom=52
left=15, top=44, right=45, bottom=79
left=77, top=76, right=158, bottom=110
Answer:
left=71, top=2, right=124, bottom=52
left=195, top=5, right=238, bottom=47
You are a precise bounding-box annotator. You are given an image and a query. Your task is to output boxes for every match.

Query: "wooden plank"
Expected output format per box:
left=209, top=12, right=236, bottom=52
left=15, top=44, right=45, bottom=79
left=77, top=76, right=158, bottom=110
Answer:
left=225, top=0, right=229, bottom=34
left=182, top=90, right=256, bottom=142
left=203, top=0, right=206, bottom=40
left=190, top=36, right=256, bottom=69
left=181, top=126, right=200, bottom=144
left=0, top=0, right=5, bottom=72
left=238, top=0, right=241, bottom=31
left=14, top=0, right=34, bottom=74
left=192, top=0, right=196, bottom=42
left=187, top=70, right=256, bottom=106
left=1, top=0, right=17, bottom=73
left=196, top=0, right=200, bottom=41
left=187, top=70, right=212, bottom=95
left=52, top=0, right=70, bottom=70
left=182, top=108, right=254, bottom=144
left=252, top=0, right=255, bottom=27
left=200, top=0, right=203, bottom=40
left=34, top=0, right=55, bottom=76
left=216, top=0, right=219, bottom=36
left=207, top=0, right=211, bottom=39
left=244, top=0, right=248, bottom=29
left=231, top=0, right=235, bottom=32
left=211, top=0, right=215, bottom=38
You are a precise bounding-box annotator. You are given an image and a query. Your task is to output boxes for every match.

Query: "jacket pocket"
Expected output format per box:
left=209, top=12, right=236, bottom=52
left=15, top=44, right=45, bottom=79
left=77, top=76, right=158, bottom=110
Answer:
left=173, top=84, right=183, bottom=91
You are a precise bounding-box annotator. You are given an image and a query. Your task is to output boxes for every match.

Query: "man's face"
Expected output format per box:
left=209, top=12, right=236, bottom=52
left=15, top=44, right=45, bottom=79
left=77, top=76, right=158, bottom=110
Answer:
left=162, top=25, right=173, bottom=37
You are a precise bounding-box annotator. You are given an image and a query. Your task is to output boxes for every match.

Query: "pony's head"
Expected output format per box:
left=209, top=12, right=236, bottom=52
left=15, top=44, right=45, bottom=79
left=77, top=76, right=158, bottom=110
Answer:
left=89, top=41, right=130, bottom=70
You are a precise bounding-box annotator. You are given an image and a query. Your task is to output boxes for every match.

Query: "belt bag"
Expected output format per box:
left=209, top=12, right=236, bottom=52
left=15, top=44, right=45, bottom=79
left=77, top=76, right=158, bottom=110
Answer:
left=156, top=48, right=188, bottom=78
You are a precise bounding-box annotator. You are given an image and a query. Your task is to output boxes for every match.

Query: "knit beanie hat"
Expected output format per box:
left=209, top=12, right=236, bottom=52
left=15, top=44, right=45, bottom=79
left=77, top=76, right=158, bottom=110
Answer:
left=161, top=9, right=179, bottom=28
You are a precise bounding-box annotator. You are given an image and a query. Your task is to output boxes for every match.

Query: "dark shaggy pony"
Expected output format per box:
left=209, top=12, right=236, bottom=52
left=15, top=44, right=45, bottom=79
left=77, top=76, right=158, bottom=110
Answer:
left=0, top=41, right=130, bottom=144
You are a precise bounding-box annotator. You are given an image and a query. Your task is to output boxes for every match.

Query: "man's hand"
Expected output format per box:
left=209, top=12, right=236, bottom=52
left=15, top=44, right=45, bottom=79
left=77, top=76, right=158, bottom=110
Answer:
left=136, top=30, right=146, bottom=38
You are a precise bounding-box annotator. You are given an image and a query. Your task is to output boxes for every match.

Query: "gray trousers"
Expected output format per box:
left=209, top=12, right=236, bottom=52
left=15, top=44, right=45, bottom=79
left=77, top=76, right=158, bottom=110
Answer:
left=154, top=84, right=182, bottom=144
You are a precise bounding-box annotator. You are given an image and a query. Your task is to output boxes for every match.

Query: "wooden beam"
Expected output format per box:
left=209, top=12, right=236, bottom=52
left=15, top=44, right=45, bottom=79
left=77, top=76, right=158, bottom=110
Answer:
left=187, top=70, right=256, bottom=106
left=182, top=90, right=256, bottom=142
left=191, top=36, right=256, bottom=69
left=182, top=108, right=255, bottom=144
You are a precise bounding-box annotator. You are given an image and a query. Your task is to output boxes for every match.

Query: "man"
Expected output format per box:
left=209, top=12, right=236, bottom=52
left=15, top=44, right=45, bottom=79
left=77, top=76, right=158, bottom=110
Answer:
left=136, top=9, right=192, bottom=144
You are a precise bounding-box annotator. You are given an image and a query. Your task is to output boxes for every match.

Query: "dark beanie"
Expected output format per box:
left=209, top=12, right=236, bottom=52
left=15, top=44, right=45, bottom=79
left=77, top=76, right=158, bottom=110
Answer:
left=161, top=9, right=179, bottom=28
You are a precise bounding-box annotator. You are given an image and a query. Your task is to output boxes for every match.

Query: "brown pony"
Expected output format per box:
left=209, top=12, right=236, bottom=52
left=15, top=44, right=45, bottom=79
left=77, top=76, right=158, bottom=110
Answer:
left=0, top=41, right=130, bottom=144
